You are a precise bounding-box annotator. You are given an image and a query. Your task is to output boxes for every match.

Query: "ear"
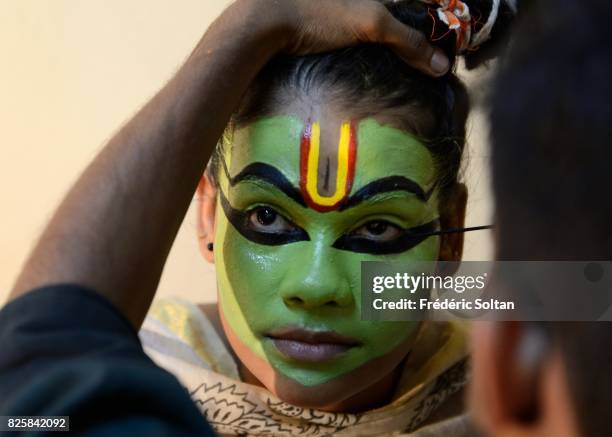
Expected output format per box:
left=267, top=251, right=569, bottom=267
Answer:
left=469, top=322, right=560, bottom=437
left=196, top=172, right=218, bottom=263
left=438, top=183, right=467, bottom=262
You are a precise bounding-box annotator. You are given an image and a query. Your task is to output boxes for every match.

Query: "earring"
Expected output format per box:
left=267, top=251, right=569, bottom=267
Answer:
left=207, top=242, right=214, bottom=252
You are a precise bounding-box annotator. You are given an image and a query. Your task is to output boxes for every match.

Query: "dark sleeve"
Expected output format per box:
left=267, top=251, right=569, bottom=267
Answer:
left=0, top=285, right=215, bottom=436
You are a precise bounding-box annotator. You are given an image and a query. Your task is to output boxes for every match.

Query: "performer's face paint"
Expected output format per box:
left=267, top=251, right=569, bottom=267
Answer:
left=214, top=115, right=440, bottom=391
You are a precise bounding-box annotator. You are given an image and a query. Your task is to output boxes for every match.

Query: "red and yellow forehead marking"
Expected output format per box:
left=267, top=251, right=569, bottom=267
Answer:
left=299, top=120, right=357, bottom=212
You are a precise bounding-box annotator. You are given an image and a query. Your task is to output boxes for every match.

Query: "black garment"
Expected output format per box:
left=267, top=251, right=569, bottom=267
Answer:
left=0, top=285, right=215, bottom=436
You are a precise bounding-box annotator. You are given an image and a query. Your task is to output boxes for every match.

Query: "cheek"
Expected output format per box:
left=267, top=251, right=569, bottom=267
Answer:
left=214, top=205, right=441, bottom=381
left=224, top=234, right=285, bottom=303
left=337, top=235, right=440, bottom=307
left=216, top=215, right=295, bottom=334
left=332, top=244, right=437, bottom=357
left=398, top=235, right=440, bottom=261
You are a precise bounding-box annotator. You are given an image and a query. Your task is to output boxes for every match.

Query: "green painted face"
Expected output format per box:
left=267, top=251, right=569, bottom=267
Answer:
left=215, top=116, right=440, bottom=387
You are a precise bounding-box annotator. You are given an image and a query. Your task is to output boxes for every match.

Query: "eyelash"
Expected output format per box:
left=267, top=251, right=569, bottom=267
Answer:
left=350, top=220, right=403, bottom=240
left=246, top=206, right=297, bottom=234
left=220, top=192, right=440, bottom=255
left=246, top=206, right=401, bottom=236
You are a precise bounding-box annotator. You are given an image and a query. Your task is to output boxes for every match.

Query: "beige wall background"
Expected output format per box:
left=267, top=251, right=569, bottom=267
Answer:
left=0, top=0, right=493, bottom=306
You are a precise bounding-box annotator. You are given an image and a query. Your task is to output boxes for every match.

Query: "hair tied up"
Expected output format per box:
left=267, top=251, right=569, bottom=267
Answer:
left=427, top=0, right=472, bottom=51
left=417, top=0, right=517, bottom=53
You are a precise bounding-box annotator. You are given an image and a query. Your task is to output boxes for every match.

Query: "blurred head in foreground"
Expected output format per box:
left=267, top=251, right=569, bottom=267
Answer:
left=471, top=0, right=612, bottom=436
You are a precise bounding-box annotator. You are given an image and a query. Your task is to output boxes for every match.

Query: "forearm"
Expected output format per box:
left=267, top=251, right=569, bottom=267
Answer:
left=10, top=0, right=448, bottom=328
left=10, top=1, right=286, bottom=327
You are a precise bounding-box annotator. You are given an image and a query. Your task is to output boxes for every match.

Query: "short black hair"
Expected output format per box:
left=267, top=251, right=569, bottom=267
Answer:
left=490, top=1, right=612, bottom=435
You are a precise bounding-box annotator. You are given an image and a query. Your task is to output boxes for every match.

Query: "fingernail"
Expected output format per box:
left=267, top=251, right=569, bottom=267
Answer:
left=430, top=50, right=450, bottom=75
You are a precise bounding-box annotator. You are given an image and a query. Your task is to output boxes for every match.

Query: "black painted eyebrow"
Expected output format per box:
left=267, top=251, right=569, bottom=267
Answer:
left=221, top=158, right=433, bottom=212
left=221, top=158, right=306, bottom=207
left=332, top=219, right=440, bottom=254
left=340, top=176, right=436, bottom=211
left=219, top=189, right=309, bottom=245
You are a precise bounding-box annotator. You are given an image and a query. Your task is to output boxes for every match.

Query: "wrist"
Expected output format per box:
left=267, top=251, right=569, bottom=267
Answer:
left=217, top=0, right=293, bottom=58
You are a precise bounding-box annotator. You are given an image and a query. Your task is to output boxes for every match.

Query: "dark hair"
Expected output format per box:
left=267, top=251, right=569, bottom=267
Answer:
left=491, top=0, right=612, bottom=261
left=211, top=0, right=514, bottom=204
left=490, top=0, right=612, bottom=435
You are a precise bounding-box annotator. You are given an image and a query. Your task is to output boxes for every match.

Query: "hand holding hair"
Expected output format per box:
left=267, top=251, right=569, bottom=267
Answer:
left=9, top=0, right=513, bottom=328
left=275, top=0, right=451, bottom=75
left=7, top=0, right=453, bottom=326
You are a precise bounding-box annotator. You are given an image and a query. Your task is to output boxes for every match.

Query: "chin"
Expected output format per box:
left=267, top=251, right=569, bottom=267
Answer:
left=220, top=308, right=413, bottom=412
left=268, top=379, right=354, bottom=411
left=242, top=356, right=364, bottom=410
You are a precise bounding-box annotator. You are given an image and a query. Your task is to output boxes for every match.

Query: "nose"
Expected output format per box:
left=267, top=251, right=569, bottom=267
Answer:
left=279, top=244, right=354, bottom=310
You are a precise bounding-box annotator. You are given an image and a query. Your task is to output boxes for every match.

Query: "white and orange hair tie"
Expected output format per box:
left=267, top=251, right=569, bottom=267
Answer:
left=431, top=0, right=473, bottom=52
left=414, top=0, right=517, bottom=53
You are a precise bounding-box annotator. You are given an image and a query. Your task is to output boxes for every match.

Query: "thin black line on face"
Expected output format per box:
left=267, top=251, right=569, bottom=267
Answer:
left=219, top=159, right=441, bottom=253
left=332, top=219, right=441, bottom=255
left=220, top=185, right=441, bottom=253
left=219, top=160, right=492, bottom=253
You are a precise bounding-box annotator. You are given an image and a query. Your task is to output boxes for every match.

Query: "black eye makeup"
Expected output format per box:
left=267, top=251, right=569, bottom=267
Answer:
left=351, top=220, right=404, bottom=242
left=332, top=219, right=441, bottom=255
left=220, top=187, right=443, bottom=252
left=220, top=190, right=309, bottom=246
left=247, top=207, right=297, bottom=233
left=224, top=192, right=491, bottom=255
left=222, top=189, right=440, bottom=254
left=219, top=160, right=493, bottom=253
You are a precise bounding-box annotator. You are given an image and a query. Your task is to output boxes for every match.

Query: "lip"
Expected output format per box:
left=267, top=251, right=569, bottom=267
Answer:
left=266, top=327, right=361, bottom=363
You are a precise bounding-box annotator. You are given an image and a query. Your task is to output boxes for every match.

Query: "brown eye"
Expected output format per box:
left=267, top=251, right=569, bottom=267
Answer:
left=247, top=207, right=297, bottom=233
left=365, top=221, right=388, bottom=235
left=353, top=220, right=402, bottom=241
left=256, top=207, right=277, bottom=226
